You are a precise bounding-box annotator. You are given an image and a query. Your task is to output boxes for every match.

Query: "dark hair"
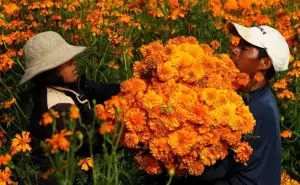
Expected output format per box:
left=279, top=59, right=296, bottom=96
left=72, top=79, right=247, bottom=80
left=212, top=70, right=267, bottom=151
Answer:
left=32, top=68, right=65, bottom=87
left=244, top=40, right=276, bottom=80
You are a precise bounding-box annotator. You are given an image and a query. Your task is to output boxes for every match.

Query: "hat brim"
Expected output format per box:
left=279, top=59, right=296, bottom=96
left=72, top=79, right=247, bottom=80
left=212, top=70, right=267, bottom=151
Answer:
left=19, top=44, right=87, bottom=85
left=227, top=22, right=264, bottom=48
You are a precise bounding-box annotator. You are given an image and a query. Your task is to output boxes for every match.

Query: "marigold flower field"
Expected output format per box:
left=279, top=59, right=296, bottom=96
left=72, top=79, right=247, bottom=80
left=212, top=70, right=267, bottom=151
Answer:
left=0, top=0, right=299, bottom=185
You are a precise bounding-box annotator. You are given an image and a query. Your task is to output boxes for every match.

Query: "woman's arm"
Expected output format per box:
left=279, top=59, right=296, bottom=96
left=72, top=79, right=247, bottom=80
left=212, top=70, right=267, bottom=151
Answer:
left=79, top=75, right=120, bottom=105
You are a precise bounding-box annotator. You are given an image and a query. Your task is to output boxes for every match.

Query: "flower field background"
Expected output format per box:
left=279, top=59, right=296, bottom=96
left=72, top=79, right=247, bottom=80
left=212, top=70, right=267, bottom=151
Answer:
left=0, top=0, right=299, bottom=184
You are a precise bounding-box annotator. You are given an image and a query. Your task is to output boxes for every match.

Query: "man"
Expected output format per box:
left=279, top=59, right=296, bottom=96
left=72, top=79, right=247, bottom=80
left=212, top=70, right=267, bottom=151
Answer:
left=170, top=22, right=289, bottom=185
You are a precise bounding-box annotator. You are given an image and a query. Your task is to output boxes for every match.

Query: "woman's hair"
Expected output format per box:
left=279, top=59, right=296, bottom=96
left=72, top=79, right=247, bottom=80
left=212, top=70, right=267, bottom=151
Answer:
left=32, top=67, right=65, bottom=86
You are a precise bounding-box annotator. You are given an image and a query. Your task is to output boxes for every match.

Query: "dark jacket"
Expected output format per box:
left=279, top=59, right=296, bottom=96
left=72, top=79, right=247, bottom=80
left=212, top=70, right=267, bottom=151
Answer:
left=155, top=83, right=281, bottom=185
left=29, top=76, right=120, bottom=173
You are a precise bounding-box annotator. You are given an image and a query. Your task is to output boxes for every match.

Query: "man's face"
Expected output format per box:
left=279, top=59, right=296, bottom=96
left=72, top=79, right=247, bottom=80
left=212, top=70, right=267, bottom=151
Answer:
left=230, top=38, right=261, bottom=77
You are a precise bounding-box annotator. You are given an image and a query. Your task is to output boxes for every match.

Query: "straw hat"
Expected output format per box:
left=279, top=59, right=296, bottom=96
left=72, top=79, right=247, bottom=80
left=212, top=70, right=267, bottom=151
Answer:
left=19, top=31, right=87, bottom=85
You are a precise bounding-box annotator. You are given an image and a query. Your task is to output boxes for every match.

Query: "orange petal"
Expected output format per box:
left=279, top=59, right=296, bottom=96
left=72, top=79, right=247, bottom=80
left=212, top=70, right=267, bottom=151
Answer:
left=81, top=163, right=89, bottom=171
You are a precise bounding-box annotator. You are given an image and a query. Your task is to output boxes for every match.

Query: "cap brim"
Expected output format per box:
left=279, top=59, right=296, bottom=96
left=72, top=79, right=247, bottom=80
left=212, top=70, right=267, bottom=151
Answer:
left=227, top=22, right=264, bottom=48
left=19, top=44, right=87, bottom=86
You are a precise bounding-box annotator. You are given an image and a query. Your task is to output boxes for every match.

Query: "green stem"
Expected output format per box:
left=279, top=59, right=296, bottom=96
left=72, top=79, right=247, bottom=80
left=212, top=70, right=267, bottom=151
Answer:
left=0, top=80, right=27, bottom=119
left=166, top=175, right=174, bottom=185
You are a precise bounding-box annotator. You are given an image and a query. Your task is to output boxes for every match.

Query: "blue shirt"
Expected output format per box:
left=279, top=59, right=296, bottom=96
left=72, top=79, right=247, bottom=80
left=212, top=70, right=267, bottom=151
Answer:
left=172, top=83, right=282, bottom=185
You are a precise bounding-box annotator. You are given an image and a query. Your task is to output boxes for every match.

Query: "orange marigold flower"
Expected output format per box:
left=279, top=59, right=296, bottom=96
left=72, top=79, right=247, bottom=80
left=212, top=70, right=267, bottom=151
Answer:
left=11, top=131, right=32, bottom=152
left=287, top=69, right=300, bottom=77
left=0, top=167, right=17, bottom=185
left=125, top=108, right=147, bottom=132
left=277, top=90, right=295, bottom=100
left=257, top=15, right=272, bottom=25
left=210, top=40, right=220, bottom=50
left=17, top=49, right=23, bottom=56
left=40, top=109, right=59, bottom=126
left=5, top=49, right=16, bottom=58
left=95, top=104, right=107, bottom=120
left=168, top=129, right=197, bottom=156
left=120, top=78, right=147, bottom=95
left=292, top=60, right=300, bottom=68
left=0, top=98, right=16, bottom=109
left=188, top=161, right=205, bottom=176
left=142, top=90, right=164, bottom=109
left=236, top=106, right=256, bottom=134
left=105, top=96, right=126, bottom=110
left=69, top=105, right=80, bottom=119
left=224, top=0, right=239, bottom=11
left=209, top=103, right=238, bottom=128
left=124, top=133, right=139, bottom=148
left=237, top=73, right=250, bottom=86
left=230, top=36, right=240, bottom=47
left=9, top=146, right=17, bottom=156
left=273, top=78, right=290, bottom=90
left=233, top=142, right=253, bottom=163
left=107, top=61, right=120, bottom=70
left=40, top=112, right=53, bottom=126
left=0, top=131, right=7, bottom=148
left=254, top=72, right=264, bottom=82
left=281, top=172, right=300, bottom=185
left=180, top=63, right=205, bottom=83
left=0, top=154, right=11, bottom=166
left=157, top=63, right=177, bottom=82
left=45, top=129, right=72, bottom=153
left=2, top=3, right=19, bottom=16
left=280, top=130, right=292, bottom=138
left=199, top=44, right=214, bottom=55
left=135, top=152, right=162, bottom=175
left=200, top=88, right=219, bottom=106
left=200, top=146, right=219, bottom=166
left=149, top=137, right=173, bottom=163
left=98, top=121, right=115, bottom=135
left=237, top=0, right=253, bottom=9
left=0, top=54, right=14, bottom=72
left=77, top=157, right=93, bottom=171
left=51, top=15, right=62, bottom=22
left=41, top=0, right=54, bottom=8
left=41, top=169, right=55, bottom=180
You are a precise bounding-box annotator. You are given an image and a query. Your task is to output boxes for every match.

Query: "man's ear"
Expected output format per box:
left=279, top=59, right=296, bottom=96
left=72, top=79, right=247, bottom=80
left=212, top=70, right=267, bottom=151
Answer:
left=259, top=57, right=272, bottom=70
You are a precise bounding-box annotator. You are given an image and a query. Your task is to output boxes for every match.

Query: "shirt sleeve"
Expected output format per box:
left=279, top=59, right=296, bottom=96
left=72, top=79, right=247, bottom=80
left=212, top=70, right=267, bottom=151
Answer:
left=79, top=75, right=120, bottom=105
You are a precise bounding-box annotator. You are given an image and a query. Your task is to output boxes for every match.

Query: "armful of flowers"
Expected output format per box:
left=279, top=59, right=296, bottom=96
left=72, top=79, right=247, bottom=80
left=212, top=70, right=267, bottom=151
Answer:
left=95, top=36, right=256, bottom=177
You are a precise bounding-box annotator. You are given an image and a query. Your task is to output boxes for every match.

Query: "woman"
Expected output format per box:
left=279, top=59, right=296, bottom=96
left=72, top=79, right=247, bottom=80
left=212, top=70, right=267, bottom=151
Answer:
left=19, top=31, right=120, bottom=184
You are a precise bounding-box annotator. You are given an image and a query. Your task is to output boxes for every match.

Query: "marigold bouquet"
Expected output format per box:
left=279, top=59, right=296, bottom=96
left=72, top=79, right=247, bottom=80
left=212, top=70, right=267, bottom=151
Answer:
left=96, top=36, right=256, bottom=176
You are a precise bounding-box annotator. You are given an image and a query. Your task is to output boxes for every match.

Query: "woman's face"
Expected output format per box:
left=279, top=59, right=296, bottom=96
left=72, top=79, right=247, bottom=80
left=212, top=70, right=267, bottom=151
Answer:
left=57, top=59, right=78, bottom=83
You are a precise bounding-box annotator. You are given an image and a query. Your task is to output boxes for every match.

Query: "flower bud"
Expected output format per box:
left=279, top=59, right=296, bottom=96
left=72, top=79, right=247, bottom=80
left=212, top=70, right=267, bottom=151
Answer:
left=76, top=131, right=84, bottom=140
left=168, top=168, right=175, bottom=176
left=116, top=107, right=121, bottom=115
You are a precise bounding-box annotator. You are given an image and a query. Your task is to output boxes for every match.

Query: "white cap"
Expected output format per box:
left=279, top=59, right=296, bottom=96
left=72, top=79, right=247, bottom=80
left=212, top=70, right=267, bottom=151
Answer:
left=228, top=22, right=290, bottom=72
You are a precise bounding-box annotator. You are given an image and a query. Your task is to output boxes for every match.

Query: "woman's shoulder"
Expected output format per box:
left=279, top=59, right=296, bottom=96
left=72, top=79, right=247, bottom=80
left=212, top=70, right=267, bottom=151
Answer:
left=46, top=87, right=75, bottom=109
left=32, top=86, right=75, bottom=110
